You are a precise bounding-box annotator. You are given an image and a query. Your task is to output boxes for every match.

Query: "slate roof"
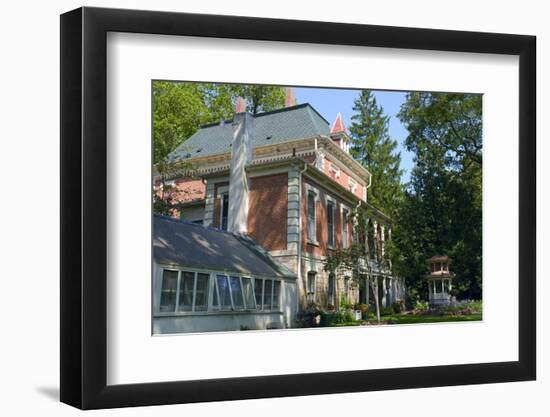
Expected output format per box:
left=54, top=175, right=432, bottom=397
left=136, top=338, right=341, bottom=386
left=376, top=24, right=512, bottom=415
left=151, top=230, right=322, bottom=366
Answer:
left=168, top=103, right=330, bottom=161
left=153, top=215, right=296, bottom=279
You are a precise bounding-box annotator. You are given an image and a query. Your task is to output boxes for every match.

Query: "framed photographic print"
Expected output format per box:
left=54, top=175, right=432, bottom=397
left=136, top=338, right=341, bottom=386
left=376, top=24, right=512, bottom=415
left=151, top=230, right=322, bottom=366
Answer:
left=60, top=6, right=536, bottom=410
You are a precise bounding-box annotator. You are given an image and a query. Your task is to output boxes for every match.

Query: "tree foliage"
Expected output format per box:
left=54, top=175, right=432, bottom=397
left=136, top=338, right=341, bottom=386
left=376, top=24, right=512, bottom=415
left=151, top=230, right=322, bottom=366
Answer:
left=349, top=90, right=403, bottom=216
left=399, top=92, right=482, bottom=168
left=153, top=82, right=286, bottom=164
left=392, top=92, right=482, bottom=301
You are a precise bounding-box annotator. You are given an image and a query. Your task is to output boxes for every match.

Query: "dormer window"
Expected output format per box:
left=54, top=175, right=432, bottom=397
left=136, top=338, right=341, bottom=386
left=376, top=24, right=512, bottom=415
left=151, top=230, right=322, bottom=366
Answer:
left=348, top=178, right=357, bottom=194
left=329, top=163, right=341, bottom=179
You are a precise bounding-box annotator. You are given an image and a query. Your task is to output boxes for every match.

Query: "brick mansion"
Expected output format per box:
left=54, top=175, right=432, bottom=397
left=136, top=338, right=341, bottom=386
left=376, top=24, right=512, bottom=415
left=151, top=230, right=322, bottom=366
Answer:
left=153, top=89, right=405, bottom=333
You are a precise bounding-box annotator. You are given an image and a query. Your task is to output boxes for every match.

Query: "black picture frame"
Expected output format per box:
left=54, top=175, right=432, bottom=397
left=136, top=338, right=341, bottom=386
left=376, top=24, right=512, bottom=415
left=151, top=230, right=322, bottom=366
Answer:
left=60, top=6, right=536, bottom=410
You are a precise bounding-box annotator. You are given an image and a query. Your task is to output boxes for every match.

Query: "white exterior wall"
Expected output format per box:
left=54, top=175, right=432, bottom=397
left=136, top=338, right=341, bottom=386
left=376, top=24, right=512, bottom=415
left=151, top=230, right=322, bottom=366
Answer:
left=153, top=262, right=297, bottom=334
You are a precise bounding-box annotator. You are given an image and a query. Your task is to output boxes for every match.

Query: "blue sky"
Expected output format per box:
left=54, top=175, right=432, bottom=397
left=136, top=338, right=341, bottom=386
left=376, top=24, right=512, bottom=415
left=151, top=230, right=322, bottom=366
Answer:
left=294, top=87, right=413, bottom=183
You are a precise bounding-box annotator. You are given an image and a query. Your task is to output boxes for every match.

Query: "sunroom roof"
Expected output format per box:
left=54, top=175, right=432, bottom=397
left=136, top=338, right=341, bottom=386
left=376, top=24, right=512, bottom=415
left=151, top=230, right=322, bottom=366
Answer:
left=153, top=215, right=296, bottom=279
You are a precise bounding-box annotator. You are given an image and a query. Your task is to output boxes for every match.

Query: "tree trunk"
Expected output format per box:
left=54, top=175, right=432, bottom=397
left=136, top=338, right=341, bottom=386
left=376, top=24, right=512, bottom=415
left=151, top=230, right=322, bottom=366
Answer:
left=370, top=275, right=381, bottom=323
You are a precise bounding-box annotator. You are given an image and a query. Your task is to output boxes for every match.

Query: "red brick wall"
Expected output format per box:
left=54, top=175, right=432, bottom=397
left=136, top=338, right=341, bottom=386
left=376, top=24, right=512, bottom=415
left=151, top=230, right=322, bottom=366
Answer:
left=302, top=179, right=353, bottom=257
left=303, top=154, right=366, bottom=201
left=323, top=155, right=366, bottom=201
left=154, top=177, right=205, bottom=218
left=248, top=173, right=288, bottom=251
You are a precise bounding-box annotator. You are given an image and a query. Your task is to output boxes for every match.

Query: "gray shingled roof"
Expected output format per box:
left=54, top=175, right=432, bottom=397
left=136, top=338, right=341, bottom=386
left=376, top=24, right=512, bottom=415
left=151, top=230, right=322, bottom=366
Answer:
left=168, top=103, right=330, bottom=161
left=153, top=215, right=296, bottom=278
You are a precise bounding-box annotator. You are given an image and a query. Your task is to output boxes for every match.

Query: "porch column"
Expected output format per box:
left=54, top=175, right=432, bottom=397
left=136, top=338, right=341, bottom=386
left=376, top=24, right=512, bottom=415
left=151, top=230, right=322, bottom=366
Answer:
left=365, top=276, right=370, bottom=305
left=382, top=277, right=387, bottom=307
left=372, top=220, right=378, bottom=260
left=380, top=224, right=385, bottom=259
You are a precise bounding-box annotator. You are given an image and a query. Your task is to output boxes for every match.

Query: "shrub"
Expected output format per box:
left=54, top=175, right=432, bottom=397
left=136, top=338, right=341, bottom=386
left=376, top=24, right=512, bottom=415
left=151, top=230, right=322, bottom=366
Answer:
left=391, top=300, right=406, bottom=314
left=318, top=309, right=362, bottom=327
left=296, top=310, right=317, bottom=327
left=319, top=311, right=332, bottom=327
left=296, top=303, right=321, bottom=328
left=414, top=300, right=430, bottom=311
left=380, top=306, right=394, bottom=316
left=358, top=303, right=369, bottom=313
left=343, top=310, right=355, bottom=322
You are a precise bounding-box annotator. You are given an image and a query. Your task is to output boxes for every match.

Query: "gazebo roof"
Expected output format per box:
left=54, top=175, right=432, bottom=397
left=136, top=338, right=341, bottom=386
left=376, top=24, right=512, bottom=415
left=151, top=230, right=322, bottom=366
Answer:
left=427, top=255, right=451, bottom=263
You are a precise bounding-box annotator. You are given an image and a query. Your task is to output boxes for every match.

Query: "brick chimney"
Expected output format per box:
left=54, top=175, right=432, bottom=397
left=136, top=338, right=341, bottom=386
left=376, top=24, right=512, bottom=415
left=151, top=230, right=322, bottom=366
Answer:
left=227, top=97, right=254, bottom=234
left=285, top=87, right=297, bottom=107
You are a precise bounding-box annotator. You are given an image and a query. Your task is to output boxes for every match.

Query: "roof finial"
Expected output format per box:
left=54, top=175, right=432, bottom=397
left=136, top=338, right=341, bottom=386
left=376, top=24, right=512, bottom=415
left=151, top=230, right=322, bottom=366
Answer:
left=235, top=96, right=247, bottom=114
left=284, top=87, right=297, bottom=107
left=330, top=112, right=346, bottom=134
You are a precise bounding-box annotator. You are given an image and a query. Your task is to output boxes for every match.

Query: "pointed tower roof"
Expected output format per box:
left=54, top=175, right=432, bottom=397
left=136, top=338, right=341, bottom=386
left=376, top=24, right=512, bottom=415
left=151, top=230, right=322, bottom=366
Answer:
left=330, top=112, right=346, bottom=134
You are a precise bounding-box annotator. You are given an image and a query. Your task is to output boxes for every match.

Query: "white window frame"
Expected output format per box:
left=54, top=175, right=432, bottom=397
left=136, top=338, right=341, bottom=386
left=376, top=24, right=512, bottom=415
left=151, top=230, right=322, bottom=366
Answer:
left=306, top=190, right=317, bottom=244
left=156, top=266, right=283, bottom=315
left=327, top=200, right=335, bottom=248
left=159, top=269, right=179, bottom=312
left=342, top=207, right=350, bottom=249
left=220, top=192, right=229, bottom=231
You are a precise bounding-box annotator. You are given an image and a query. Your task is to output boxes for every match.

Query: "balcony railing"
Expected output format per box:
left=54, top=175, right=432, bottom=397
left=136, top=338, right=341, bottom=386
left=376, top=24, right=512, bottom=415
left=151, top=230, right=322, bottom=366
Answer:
left=358, top=257, right=391, bottom=275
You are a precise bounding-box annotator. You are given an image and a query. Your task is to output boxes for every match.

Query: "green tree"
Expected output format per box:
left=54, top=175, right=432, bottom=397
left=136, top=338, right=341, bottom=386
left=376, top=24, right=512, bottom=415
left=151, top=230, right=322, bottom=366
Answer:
left=399, top=92, right=482, bottom=168
left=152, top=82, right=287, bottom=215
left=227, top=85, right=286, bottom=114
left=152, top=82, right=287, bottom=164
left=393, top=92, right=482, bottom=301
left=349, top=90, right=403, bottom=216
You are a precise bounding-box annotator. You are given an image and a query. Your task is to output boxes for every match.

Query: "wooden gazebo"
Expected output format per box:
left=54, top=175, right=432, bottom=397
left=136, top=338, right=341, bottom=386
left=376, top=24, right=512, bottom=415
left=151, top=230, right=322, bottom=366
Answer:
left=426, top=255, right=455, bottom=306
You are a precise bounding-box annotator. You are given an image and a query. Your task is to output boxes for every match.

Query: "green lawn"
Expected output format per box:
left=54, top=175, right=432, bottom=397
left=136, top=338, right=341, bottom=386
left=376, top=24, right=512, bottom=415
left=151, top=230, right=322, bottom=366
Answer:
left=378, top=313, right=482, bottom=325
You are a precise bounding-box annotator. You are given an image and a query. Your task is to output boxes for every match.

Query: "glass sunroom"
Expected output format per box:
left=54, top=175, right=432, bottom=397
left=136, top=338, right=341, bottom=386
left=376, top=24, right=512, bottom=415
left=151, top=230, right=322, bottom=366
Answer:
left=153, top=215, right=297, bottom=334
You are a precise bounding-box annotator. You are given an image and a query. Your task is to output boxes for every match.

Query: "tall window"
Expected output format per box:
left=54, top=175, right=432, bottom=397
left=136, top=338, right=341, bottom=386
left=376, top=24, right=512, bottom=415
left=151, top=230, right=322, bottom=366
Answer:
left=221, top=193, right=229, bottom=231
left=328, top=273, right=335, bottom=306
left=242, top=277, right=255, bottom=309
left=216, top=275, right=232, bottom=310
left=307, top=192, right=316, bottom=242
left=229, top=276, right=244, bottom=309
left=254, top=279, right=264, bottom=309
left=159, top=270, right=178, bottom=312
left=272, top=281, right=281, bottom=310
left=194, top=273, right=209, bottom=311
left=342, top=208, right=349, bottom=249
left=307, top=272, right=316, bottom=303
left=179, top=271, right=195, bottom=311
left=263, top=280, right=273, bottom=310
left=327, top=201, right=335, bottom=247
